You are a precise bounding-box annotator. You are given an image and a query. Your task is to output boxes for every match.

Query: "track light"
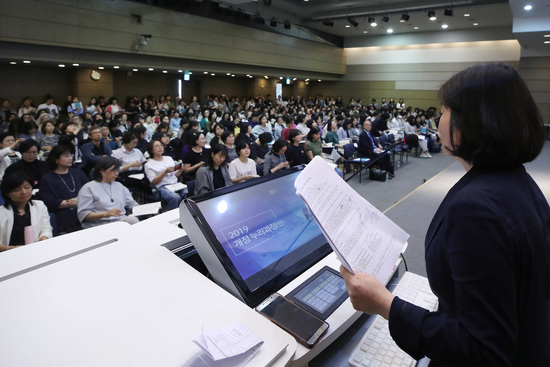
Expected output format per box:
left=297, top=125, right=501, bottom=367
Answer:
left=428, top=10, right=436, bottom=20
left=368, top=16, right=375, bottom=24
left=284, top=20, right=291, bottom=29
left=347, top=17, right=359, bottom=27
left=270, top=18, right=277, bottom=27
left=444, top=8, right=453, bottom=16
left=381, top=15, right=389, bottom=23
left=323, top=20, right=334, bottom=27
left=400, top=12, right=410, bottom=22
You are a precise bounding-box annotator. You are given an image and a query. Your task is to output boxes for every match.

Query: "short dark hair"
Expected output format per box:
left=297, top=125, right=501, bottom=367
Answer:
left=438, top=62, right=544, bottom=168
left=46, top=145, right=72, bottom=170
left=92, top=156, right=122, bottom=182
left=188, top=131, right=204, bottom=147
left=235, top=142, right=249, bottom=156
left=221, top=130, right=233, bottom=144
left=271, top=139, right=287, bottom=154
left=1, top=172, right=33, bottom=208
left=122, top=131, right=138, bottom=145
left=18, top=139, right=39, bottom=154
left=288, top=129, right=301, bottom=142
left=258, top=132, right=272, bottom=145
left=147, top=138, right=162, bottom=157
left=207, top=144, right=228, bottom=169
left=0, top=132, right=15, bottom=144
left=307, top=126, right=320, bottom=141
left=40, top=120, right=55, bottom=134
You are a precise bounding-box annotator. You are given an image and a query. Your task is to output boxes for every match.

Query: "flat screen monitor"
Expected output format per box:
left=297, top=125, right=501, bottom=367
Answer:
left=183, top=166, right=332, bottom=307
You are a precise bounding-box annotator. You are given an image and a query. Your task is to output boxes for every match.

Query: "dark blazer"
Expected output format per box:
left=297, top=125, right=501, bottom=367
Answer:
left=389, top=165, right=550, bottom=366
left=357, top=130, right=376, bottom=157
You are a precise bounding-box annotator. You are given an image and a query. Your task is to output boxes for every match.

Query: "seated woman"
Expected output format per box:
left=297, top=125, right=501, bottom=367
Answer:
left=111, top=131, right=147, bottom=189
left=0, top=172, right=52, bottom=251
left=39, top=145, right=89, bottom=235
left=305, top=126, right=324, bottom=162
left=19, top=120, right=43, bottom=141
left=206, top=121, right=224, bottom=146
left=182, top=131, right=208, bottom=181
left=263, top=139, right=290, bottom=176
left=285, top=129, right=307, bottom=167
left=77, top=156, right=139, bottom=229
left=228, top=142, right=258, bottom=183
left=220, top=130, right=238, bottom=162
left=37, top=120, right=59, bottom=159
left=4, top=139, right=50, bottom=189
left=144, top=139, right=187, bottom=210
left=195, top=144, right=233, bottom=195
left=324, top=119, right=340, bottom=146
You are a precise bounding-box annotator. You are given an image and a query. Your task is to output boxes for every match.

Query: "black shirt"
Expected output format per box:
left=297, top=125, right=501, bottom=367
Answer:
left=183, top=148, right=209, bottom=179
left=212, top=167, right=225, bottom=190
left=285, top=143, right=307, bottom=167
left=10, top=203, right=31, bottom=246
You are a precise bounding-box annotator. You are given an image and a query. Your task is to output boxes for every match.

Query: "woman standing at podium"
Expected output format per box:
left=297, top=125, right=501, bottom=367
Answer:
left=341, top=63, right=550, bottom=366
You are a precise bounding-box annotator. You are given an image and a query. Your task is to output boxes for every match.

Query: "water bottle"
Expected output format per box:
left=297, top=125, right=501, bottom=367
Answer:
left=385, top=172, right=389, bottom=182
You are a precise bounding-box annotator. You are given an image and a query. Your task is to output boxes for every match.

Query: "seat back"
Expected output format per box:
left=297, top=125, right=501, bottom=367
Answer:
left=343, top=143, right=356, bottom=159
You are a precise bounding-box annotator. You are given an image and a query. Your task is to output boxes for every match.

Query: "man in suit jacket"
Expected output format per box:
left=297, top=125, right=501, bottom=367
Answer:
left=357, top=120, right=394, bottom=176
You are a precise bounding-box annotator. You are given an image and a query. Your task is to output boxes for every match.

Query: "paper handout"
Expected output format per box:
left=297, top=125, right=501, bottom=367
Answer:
left=294, top=156, right=409, bottom=282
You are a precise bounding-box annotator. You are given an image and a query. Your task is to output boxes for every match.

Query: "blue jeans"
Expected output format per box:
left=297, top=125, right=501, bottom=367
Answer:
left=157, top=185, right=187, bottom=210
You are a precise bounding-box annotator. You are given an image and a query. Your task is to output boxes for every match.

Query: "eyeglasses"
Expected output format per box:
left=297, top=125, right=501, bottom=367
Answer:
left=23, top=150, right=38, bottom=155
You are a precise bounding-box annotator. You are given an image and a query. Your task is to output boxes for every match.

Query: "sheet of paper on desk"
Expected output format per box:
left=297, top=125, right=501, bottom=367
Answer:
left=131, top=202, right=161, bottom=216
left=128, top=173, right=145, bottom=180
left=193, top=321, right=263, bottom=364
left=294, top=156, right=409, bottom=283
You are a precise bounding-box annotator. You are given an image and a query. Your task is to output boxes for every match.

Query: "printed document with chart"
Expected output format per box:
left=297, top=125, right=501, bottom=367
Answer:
left=294, top=156, right=409, bottom=283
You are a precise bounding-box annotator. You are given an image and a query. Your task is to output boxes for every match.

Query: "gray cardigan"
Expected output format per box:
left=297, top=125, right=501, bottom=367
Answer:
left=195, top=165, right=232, bottom=195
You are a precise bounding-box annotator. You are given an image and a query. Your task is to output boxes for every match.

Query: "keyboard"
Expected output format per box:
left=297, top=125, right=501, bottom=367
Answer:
left=348, top=272, right=438, bottom=367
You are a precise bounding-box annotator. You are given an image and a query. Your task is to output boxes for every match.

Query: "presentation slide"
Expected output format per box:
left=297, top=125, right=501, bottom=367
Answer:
left=196, top=173, right=324, bottom=284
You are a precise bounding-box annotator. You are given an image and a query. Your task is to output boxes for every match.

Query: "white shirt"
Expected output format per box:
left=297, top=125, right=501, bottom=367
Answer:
left=112, top=147, right=146, bottom=171
left=144, top=156, right=178, bottom=188
left=228, top=158, right=257, bottom=180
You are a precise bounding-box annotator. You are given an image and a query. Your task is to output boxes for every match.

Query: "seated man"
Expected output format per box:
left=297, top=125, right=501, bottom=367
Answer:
left=357, top=120, right=394, bottom=178
left=80, top=126, right=113, bottom=175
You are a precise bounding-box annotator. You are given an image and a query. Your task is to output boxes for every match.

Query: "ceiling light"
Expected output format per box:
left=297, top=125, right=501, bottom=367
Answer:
left=464, top=13, right=470, bottom=17
left=473, top=22, right=479, bottom=26
left=323, top=20, right=334, bottom=27
left=371, top=21, right=377, bottom=27
left=10, top=61, right=16, bottom=64
left=211, top=73, right=215, bottom=76
left=345, top=24, right=350, bottom=28
left=113, top=66, right=119, bottom=69
left=293, top=77, right=297, bottom=81
left=231, top=75, right=235, bottom=77
left=524, top=4, right=532, bottom=11
left=381, top=16, right=389, bottom=23
left=363, top=30, right=368, bottom=34
left=148, top=68, right=154, bottom=71
left=545, top=41, right=550, bottom=44
left=279, top=76, right=283, bottom=79
left=227, top=73, right=231, bottom=75
left=133, top=69, right=138, bottom=71
left=318, top=79, right=322, bottom=82
left=400, top=13, right=410, bottom=22
left=444, top=8, right=453, bottom=16
left=23, top=60, right=31, bottom=64
left=188, top=72, right=192, bottom=74
left=441, top=24, right=449, bottom=29
left=387, top=28, right=393, bottom=33
left=72, top=63, right=79, bottom=66
left=98, top=66, right=104, bottom=69
left=58, top=64, right=65, bottom=68
left=178, top=69, right=183, bottom=72
left=204, top=71, right=208, bottom=74
left=162, top=70, right=167, bottom=73
left=428, top=10, right=436, bottom=20
left=368, top=16, right=375, bottom=24
left=414, top=26, right=419, bottom=30
left=544, top=35, right=550, bottom=37
left=305, top=79, right=310, bottom=81
left=284, top=21, right=291, bottom=29
left=270, top=19, right=277, bottom=27
left=347, top=17, right=358, bottom=27
left=264, top=75, right=269, bottom=79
